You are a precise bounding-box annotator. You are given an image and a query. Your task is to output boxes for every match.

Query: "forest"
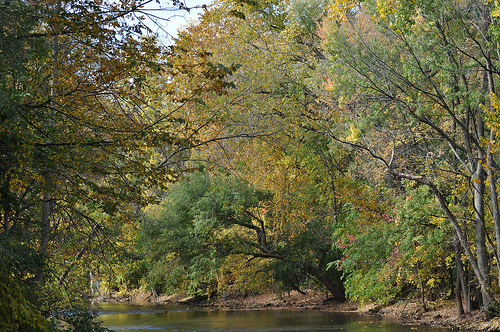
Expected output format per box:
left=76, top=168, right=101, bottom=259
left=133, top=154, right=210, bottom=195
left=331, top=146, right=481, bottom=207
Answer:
left=3, top=0, right=500, bottom=330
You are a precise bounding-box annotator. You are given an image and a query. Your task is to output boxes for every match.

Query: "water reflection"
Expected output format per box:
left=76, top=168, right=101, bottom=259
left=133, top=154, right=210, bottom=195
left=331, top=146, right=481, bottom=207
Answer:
left=96, top=303, right=451, bottom=332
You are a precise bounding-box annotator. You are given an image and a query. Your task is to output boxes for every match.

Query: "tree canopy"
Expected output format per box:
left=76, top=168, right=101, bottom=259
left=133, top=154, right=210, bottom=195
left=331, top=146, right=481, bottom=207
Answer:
left=7, top=0, right=500, bottom=329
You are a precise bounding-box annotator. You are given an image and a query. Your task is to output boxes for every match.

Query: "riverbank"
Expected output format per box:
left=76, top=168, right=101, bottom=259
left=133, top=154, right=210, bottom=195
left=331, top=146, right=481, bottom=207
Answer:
left=92, top=290, right=500, bottom=331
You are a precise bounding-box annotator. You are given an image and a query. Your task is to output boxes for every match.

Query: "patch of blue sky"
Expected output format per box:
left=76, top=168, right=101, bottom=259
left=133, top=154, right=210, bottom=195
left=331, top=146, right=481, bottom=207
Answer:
left=132, top=0, right=212, bottom=44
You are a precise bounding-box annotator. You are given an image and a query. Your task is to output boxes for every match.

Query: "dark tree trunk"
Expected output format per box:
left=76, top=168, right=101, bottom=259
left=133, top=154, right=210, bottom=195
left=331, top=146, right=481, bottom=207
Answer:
left=36, top=192, right=52, bottom=284
left=453, top=229, right=465, bottom=316
left=455, top=272, right=465, bottom=316
left=302, top=264, right=345, bottom=302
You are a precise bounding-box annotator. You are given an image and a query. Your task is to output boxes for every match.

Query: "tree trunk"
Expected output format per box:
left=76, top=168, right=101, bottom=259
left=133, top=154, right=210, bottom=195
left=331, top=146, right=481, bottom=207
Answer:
left=473, top=93, right=491, bottom=305
left=37, top=0, right=61, bottom=285
left=473, top=161, right=490, bottom=305
left=302, top=264, right=345, bottom=302
left=453, top=229, right=465, bottom=316
left=37, top=192, right=51, bottom=284
left=487, top=138, right=500, bottom=287
left=485, top=55, right=500, bottom=290
left=455, top=271, right=465, bottom=316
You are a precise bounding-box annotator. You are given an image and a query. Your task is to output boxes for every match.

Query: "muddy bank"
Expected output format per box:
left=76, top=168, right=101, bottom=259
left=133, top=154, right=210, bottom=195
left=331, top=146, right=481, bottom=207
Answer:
left=92, top=290, right=500, bottom=331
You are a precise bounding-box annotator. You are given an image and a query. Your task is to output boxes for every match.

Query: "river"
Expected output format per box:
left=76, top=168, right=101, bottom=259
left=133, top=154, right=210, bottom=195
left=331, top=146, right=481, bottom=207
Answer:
left=96, top=303, right=452, bottom=331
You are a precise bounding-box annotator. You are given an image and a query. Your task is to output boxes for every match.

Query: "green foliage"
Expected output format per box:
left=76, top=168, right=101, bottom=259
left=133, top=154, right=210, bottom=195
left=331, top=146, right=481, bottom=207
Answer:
left=143, top=171, right=269, bottom=296
left=141, top=166, right=346, bottom=298
left=486, top=300, right=500, bottom=318
left=334, top=184, right=452, bottom=304
left=288, top=0, right=329, bottom=35
left=51, top=306, right=111, bottom=332
left=3, top=0, right=494, bottom=321
left=0, top=0, right=204, bottom=328
left=0, top=237, right=49, bottom=331
left=271, top=256, right=311, bottom=292
left=229, top=0, right=288, bottom=31
left=320, top=0, right=500, bottom=306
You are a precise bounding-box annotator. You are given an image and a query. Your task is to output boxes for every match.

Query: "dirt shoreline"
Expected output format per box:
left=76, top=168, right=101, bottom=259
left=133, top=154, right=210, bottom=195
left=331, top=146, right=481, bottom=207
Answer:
left=93, top=290, right=500, bottom=331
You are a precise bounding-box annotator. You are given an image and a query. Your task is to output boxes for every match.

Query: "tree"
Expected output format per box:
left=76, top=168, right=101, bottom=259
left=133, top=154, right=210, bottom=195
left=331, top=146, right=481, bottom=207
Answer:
left=320, top=0, right=500, bottom=312
left=143, top=172, right=270, bottom=295
left=143, top=170, right=346, bottom=300
left=0, top=0, right=212, bottom=328
left=333, top=181, right=453, bottom=307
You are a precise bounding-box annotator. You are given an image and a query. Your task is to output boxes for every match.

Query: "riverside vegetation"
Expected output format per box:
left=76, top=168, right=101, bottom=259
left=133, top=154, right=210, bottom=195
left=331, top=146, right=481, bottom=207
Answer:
left=5, top=0, right=500, bottom=331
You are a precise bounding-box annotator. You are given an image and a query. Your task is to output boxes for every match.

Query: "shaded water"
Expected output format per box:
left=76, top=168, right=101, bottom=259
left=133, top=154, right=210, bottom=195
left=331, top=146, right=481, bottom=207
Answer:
left=96, top=303, right=452, bottom=332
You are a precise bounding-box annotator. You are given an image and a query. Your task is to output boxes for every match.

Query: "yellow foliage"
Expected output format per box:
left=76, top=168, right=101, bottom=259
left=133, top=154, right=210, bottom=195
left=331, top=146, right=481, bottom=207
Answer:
left=492, top=0, right=500, bottom=18
left=491, top=92, right=500, bottom=110
left=327, top=0, right=360, bottom=22
left=376, top=0, right=396, bottom=19
left=426, top=277, right=437, bottom=288
left=445, top=254, right=454, bottom=268
left=347, top=124, right=361, bottom=143
left=486, top=92, right=500, bottom=151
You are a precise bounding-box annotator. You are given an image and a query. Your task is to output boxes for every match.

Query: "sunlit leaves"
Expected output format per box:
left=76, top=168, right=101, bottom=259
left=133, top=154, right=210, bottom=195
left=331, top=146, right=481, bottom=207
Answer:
left=327, top=0, right=361, bottom=22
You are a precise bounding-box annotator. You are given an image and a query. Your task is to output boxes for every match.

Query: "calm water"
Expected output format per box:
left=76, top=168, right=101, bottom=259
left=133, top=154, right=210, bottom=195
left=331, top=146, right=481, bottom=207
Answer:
left=96, top=303, right=451, bottom=332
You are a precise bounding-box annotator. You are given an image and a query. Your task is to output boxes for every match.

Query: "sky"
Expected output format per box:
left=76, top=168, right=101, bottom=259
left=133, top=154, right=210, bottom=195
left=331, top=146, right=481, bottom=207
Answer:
left=139, top=0, right=213, bottom=44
